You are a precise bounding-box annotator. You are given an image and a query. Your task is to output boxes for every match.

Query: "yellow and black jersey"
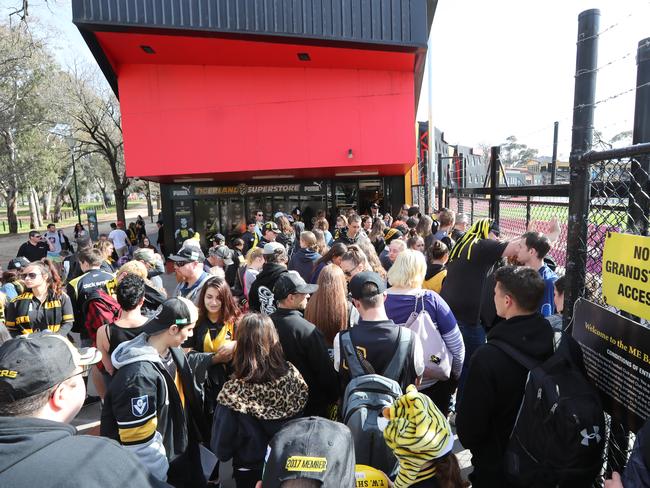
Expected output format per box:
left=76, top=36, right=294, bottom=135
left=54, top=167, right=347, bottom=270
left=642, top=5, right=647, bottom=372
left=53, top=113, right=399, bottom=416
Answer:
left=5, top=290, right=74, bottom=337
left=182, top=318, right=235, bottom=353
left=66, top=269, right=116, bottom=333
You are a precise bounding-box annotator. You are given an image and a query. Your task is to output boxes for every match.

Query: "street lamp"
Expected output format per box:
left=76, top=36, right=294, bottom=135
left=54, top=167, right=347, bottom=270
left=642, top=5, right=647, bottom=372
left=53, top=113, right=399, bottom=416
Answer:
left=64, top=134, right=82, bottom=226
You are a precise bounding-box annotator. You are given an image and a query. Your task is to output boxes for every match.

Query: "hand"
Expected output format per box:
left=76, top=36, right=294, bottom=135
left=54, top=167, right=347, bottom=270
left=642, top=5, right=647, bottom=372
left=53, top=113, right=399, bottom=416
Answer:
left=546, top=216, right=561, bottom=243
left=604, top=472, right=624, bottom=488
left=212, top=341, right=236, bottom=364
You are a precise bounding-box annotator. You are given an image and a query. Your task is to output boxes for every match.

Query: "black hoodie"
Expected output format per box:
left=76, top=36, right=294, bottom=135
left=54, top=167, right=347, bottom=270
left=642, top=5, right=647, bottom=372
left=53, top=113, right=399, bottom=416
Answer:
left=0, top=416, right=167, bottom=487
left=456, top=313, right=554, bottom=488
left=248, top=263, right=288, bottom=314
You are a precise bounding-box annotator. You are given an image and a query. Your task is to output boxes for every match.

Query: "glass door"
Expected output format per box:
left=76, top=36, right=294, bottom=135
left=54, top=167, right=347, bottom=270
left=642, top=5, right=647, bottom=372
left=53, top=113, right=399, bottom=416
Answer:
left=193, top=199, right=220, bottom=249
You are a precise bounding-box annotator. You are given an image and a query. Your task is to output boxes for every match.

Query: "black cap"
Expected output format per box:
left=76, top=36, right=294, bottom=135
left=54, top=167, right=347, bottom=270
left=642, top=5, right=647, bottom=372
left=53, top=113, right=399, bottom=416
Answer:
left=142, top=297, right=199, bottom=335
left=263, top=221, right=281, bottom=234
left=292, top=207, right=301, bottom=215
left=0, top=333, right=101, bottom=401
left=7, top=257, right=30, bottom=271
left=349, top=271, right=386, bottom=300
left=262, top=417, right=356, bottom=488
left=211, top=233, right=225, bottom=243
left=274, top=271, right=318, bottom=301
left=209, top=245, right=234, bottom=265
left=370, top=202, right=379, bottom=209
left=168, top=246, right=205, bottom=263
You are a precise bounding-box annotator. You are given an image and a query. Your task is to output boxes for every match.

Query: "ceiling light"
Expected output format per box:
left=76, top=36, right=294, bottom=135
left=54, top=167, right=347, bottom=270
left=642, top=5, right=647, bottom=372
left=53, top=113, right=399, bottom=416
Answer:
left=335, top=171, right=379, bottom=177
left=251, top=174, right=295, bottom=180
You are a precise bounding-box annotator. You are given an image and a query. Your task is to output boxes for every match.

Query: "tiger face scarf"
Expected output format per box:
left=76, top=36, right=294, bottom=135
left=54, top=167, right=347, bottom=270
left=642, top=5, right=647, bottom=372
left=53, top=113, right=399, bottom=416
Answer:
left=448, top=218, right=492, bottom=262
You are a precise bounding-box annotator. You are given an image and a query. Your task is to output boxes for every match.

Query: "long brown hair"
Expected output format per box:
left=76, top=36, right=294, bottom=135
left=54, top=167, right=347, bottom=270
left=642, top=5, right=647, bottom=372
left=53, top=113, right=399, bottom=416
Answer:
left=304, top=264, right=349, bottom=346
left=232, top=313, right=288, bottom=383
left=433, top=454, right=470, bottom=488
left=196, top=276, right=241, bottom=324
left=25, top=260, right=63, bottom=296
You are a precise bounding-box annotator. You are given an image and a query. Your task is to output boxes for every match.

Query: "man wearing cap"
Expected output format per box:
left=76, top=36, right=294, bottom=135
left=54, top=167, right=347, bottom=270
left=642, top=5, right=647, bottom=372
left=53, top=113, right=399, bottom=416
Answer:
left=101, top=297, right=215, bottom=487
left=16, top=230, right=49, bottom=262
left=256, top=221, right=282, bottom=250
left=206, top=245, right=233, bottom=277
left=370, top=202, right=383, bottom=221
left=0, top=333, right=166, bottom=487
left=169, top=246, right=211, bottom=305
left=333, top=272, right=424, bottom=392
left=248, top=242, right=289, bottom=314
left=241, top=219, right=259, bottom=255
left=270, top=272, right=339, bottom=417
left=260, top=417, right=356, bottom=487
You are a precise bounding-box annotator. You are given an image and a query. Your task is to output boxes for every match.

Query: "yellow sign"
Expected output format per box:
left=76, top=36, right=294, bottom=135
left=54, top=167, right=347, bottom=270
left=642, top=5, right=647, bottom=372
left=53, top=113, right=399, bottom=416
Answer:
left=602, top=232, right=650, bottom=321
left=285, top=456, right=327, bottom=472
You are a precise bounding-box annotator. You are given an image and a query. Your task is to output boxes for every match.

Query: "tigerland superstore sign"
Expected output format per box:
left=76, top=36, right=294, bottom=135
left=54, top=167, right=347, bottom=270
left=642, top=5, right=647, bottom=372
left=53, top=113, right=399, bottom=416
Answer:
left=171, top=182, right=326, bottom=198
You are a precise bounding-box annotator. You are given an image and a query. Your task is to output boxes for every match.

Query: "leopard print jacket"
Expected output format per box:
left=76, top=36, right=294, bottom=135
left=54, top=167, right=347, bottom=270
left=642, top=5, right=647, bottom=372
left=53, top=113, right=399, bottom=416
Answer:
left=217, top=362, right=308, bottom=420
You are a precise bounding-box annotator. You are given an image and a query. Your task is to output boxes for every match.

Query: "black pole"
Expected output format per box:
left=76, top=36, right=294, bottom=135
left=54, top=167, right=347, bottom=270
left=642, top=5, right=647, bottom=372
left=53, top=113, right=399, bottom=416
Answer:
left=437, top=152, right=444, bottom=211
left=489, top=146, right=500, bottom=223
left=629, top=38, right=650, bottom=236
left=551, top=121, right=559, bottom=184
left=564, top=8, right=600, bottom=329
left=71, top=150, right=82, bottom=226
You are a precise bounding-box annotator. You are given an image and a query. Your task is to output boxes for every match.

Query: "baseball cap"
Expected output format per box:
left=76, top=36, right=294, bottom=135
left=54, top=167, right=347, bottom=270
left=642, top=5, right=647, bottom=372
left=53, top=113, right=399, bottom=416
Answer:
left=349, top=272, right=386, bottom=300
left=370, top=202, right=379, bottom=209
left=168, top=246, right=205, bottom=263
left=7, top=257, right=30, bottom=271
left=355, top=465, right=389, bottom=487
left=211, top=233, right=225, bottom=243
left=263, top=242, right=286, bottom=255
left=142, top=297, right=199, bottom=335
left=273, top=211, right=285, bottom=220
left=263, top=221, right=281, bottom=234
left=0, top=333, right=101, bottom=402
left=209, top=245, right=234, bottom=266
left=262, top=417, right=356, bottom=488
left=133, top=248, right=156, bottom=264
left=273, top=271, right=318, bottom=301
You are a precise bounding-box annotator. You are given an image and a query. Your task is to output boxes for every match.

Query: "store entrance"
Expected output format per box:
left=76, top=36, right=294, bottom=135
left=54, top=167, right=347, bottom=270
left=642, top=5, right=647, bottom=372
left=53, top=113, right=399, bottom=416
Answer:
left=193, top=197, right=245, bottom=248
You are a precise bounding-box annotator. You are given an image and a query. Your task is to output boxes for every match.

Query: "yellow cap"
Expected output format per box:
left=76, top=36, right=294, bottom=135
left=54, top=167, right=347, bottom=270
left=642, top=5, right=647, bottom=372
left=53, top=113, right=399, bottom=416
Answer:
left=355, top=465, right=389, bottom=488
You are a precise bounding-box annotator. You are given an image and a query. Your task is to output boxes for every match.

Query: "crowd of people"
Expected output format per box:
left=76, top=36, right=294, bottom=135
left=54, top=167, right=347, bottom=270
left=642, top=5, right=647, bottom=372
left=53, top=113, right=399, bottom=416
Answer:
left=0, top=204, right=638, bottom=487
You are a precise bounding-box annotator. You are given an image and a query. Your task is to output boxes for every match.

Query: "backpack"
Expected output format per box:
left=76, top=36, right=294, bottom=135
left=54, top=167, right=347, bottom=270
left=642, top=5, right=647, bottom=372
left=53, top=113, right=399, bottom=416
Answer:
left=490, top=335, right=605, bottom=487
left=404, top=292, right=451, bottom=382
left=82, top=289, right=121, bottom=345
left=340, top=327, right=411, bottom=475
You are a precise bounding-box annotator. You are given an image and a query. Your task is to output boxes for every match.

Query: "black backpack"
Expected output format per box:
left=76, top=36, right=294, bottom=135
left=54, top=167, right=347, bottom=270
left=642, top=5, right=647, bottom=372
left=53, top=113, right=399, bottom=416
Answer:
left=491, top=335, right=605, bottom=487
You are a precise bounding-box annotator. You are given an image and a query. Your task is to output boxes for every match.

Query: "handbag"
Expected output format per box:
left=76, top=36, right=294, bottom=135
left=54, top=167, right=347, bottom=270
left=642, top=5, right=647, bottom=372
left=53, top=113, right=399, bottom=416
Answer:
left=404, top=291, right=451, bottom=382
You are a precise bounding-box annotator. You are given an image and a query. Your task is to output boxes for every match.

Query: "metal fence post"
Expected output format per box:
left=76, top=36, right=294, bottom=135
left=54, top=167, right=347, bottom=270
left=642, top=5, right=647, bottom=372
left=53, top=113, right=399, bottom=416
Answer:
left=526, top=196, right=531, bottom=228
left=564, top=9, right=600, bottom=328
left=489, top=146, right=501, bottom=223
left=551, top=121, right=559, bottom=184
left=437, top=152, right=444, bottom=211
left=629, top=37, right=650, bottom=235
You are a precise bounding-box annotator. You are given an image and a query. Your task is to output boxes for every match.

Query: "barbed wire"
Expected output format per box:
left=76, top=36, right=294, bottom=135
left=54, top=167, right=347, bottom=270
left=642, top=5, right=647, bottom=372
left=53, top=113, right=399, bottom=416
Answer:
left=574, top=81, right=650, bottom=111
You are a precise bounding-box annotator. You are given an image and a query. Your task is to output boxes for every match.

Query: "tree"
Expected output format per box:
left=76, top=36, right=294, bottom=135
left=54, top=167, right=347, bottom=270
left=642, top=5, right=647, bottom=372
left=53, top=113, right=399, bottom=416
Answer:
left=0, top=23, right=55, bottom=232
left=63, top=67, right=128, bottom=223
left=501, top=135, right=539, bottom=168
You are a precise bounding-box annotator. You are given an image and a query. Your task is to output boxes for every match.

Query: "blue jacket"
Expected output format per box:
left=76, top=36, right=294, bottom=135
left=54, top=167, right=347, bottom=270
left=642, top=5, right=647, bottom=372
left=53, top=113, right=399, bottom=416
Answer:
left=288, top=248, right=321, bottom=283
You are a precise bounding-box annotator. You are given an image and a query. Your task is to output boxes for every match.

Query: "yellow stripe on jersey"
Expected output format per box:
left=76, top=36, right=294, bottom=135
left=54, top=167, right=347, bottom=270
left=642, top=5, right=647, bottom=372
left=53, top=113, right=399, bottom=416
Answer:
left=118, top=417, right=158, bottom=443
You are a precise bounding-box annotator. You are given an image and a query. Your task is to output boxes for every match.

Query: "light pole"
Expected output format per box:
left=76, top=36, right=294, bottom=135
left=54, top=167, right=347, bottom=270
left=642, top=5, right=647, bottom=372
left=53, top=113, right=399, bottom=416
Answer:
left=65, top=135, right=82, bottom=226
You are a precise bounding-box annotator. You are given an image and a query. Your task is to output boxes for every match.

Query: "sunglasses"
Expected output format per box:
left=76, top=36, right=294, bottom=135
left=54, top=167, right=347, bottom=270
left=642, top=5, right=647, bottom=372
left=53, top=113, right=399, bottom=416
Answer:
left=23, top=272, right=42, bottom=280
left=31, top=235, right=41, bottom=239
left=173, top=261, right=191, bottom=268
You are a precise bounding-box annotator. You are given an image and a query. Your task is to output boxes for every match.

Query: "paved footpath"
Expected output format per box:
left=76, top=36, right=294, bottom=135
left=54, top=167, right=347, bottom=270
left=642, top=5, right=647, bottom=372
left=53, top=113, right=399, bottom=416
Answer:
left=0, top=205, right=157, bottom=267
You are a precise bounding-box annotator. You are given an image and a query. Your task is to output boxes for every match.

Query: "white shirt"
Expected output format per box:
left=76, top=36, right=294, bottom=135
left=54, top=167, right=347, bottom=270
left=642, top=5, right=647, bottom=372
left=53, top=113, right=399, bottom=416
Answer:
left=43, top=231, right=62, bottom=254
left=109, top=229, right=129, bottom=249
left=332, top=327, right=425, bottom=377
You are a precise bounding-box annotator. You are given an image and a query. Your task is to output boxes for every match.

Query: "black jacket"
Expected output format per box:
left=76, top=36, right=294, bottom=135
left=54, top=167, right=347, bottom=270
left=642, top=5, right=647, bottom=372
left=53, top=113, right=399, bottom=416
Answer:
left=0, top=416, right=167, bottom=487
left=211, top=363, right=307, bottom=470
left=248, top=263, right=288, bottom=314
left=269, top=308, right=339, bottom=416
left=288, top=247, right=321, bottom=282
left=456, top=313, right=554, bottom=487
left=100, top=334, right=213, bottom=487
left=66, top=268, right=116, bottom=333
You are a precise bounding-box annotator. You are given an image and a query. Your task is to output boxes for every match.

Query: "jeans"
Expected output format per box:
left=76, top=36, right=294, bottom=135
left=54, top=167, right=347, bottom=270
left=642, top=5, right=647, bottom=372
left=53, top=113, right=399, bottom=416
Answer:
left=456, top=321, right=487, bottom=408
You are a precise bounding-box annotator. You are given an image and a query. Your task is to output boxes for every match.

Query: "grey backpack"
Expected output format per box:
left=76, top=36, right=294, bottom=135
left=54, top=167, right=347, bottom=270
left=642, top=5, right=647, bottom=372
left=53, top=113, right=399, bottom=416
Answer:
left=340, top=327, right=411, bottom=474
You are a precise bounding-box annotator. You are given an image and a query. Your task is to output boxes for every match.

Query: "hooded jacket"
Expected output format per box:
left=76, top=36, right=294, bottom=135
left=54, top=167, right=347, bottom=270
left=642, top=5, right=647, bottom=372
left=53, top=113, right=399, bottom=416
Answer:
left=0, top=416, right=167, bottom=487
left=288, top=247, right=321, bottom=282
left=269, top=308, right=340, bottom=416
left=211, top=362, right=307, bottom=470
left=248, top=263, right=288, bottom=314
left=100, top=334, right=213, bottom=487
left=456, top=313, right=554, bottom=487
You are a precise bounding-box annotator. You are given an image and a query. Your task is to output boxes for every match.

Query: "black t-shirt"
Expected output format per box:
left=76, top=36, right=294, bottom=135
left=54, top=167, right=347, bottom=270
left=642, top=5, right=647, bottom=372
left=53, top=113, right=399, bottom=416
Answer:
left=440, top=238, right=507, bottom=325
left=16, top=241, right=48, bottom=262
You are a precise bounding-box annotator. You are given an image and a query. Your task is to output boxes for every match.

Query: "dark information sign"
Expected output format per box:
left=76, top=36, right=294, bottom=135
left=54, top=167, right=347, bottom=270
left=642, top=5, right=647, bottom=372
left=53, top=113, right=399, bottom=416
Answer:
left=573, top=298, right=650, bottom=433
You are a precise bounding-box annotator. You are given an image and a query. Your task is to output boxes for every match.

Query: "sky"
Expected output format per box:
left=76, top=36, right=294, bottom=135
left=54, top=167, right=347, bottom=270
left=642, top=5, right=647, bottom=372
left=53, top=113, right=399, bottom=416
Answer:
left=2, top=0, right=650, bottom=160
